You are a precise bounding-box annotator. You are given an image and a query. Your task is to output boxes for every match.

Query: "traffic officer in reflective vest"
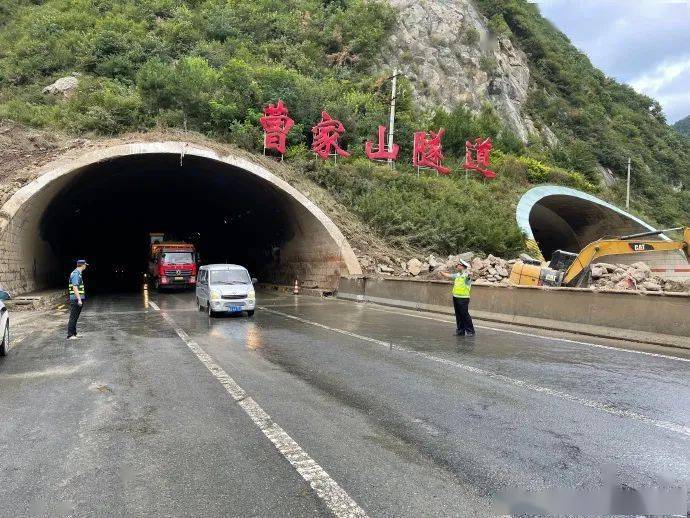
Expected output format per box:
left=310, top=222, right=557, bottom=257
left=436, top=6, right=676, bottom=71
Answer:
left=67, top=259, right=88, bottom=340
left=441, top=259, right=475, bottom=336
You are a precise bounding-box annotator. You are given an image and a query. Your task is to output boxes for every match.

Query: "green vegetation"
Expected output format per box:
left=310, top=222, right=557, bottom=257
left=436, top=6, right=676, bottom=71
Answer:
left=475, top=0, right=690, bottom=227
left=0, top=0, right=688, bottom=256
left=673, top=115, right=690, bottom=138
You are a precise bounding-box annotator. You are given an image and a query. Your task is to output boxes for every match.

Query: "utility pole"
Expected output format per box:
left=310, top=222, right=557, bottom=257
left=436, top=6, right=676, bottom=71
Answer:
left=387, top=68, right=398, bottom=168
left=626, top=157, right=631, bottom=210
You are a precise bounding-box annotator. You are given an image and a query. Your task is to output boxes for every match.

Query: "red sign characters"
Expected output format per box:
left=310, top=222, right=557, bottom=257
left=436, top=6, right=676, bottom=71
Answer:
left=311, top=112, right=350, bottom=160
left=464, top=137, right=496, bottom=179
left=365, top=125, right=399, bottom=162
left=413, top=129, right=450, bottom=175
left=260, top=100, right=294, bottom=155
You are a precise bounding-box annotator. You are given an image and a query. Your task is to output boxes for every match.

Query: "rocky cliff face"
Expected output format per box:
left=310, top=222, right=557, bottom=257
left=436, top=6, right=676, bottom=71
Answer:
left=382, top=0, right=536, bottom=142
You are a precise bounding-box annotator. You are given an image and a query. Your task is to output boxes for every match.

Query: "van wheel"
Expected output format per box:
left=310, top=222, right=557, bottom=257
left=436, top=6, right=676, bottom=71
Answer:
left=0, top=321, right=9, bottom=356
left=246, top=310, right=255, bottom=317
left=207, top=302, right=215, bottom=318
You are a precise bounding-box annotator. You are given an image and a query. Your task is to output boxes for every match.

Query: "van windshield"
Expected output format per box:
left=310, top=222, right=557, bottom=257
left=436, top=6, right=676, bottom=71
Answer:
left=210, top=269, right=251, bottom=284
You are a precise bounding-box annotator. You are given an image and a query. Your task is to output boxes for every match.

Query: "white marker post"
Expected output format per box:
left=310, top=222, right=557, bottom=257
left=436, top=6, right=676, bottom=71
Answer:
left=626, top=157, right=631, bottom=209
left=387, top=68, right=397, bottom=169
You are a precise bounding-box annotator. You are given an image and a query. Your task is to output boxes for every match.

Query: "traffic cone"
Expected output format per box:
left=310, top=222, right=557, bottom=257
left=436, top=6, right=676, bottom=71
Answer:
left=293, top=279, right=299, bottom=295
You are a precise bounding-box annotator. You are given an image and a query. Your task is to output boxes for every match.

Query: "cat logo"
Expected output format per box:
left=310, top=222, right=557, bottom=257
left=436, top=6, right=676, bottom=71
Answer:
left=629, top=243, right=654, bottom=252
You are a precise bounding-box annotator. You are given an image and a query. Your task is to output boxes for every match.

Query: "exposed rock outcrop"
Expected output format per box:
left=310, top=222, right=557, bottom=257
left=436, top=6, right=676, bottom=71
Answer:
left=382, top=0, right=536, bottom=141
left=42, top=74, right=80, bottom=98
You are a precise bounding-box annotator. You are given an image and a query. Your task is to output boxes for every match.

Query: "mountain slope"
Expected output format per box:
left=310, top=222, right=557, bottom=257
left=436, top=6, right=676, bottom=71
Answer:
left=474, top=0, right=690, bottom=213
left=674, top=115, right=690, bottom=138
left=0, top=0, right=687, bottom=256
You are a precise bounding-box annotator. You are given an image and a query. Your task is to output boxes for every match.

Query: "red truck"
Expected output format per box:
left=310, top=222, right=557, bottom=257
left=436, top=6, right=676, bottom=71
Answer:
left=149, top=234, right=198, bottom=291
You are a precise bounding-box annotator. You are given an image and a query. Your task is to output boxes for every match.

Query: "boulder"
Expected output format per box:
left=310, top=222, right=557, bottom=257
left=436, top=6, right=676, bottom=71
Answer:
left=519, top=253, right=538, bottom=263
left=630, top=261, right=651, bottom=273
left=407, top=258, right=423, bottom=276
left=594, top=262, right=617, bottom=273
left=640, top=281, right=661, bottom=291
left=427, top=255, right=441, bottom=269
left=377, top=264, right=394, bottom=273
left=614, top=278, right=635, bottom=290
left=630, top=269, right=648, bottom=283
left=591, top=266, right=606, bottom=279
left=496, top=266, right=509, bottom=277
left=458, top=252, right=474, bottom=263
left=43, top=75, right=79, bottom=97
left=470, top=257, right=484, bottom=271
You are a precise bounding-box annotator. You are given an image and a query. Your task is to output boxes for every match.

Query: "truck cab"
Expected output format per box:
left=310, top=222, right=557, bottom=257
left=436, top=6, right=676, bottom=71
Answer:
left=150, top=243, right=198, bottom=291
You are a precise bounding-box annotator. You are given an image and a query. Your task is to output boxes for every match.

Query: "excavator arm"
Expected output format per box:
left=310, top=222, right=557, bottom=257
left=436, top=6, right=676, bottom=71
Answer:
left=562, top=227, right=690, bottom=285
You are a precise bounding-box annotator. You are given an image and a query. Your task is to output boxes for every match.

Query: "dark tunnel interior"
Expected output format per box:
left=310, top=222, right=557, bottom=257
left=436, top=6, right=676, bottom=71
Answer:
left=39, top=154, right=294, bottom=293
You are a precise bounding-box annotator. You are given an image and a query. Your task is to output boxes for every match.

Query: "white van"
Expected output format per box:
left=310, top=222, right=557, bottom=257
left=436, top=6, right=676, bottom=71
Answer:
left=196, top=264, right=256, bottom=317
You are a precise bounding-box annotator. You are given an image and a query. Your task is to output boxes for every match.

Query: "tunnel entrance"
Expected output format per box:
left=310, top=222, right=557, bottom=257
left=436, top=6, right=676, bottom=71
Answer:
left=517, top=186, right=662, bottom=261
left=0, top=142, right=361, bottom=295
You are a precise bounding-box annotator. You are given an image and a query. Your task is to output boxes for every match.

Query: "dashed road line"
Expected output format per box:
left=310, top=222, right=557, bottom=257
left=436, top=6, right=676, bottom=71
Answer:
left=149, top=301, right=368, bottom=518
left=365, top=305, right=690, bottom=363
left=262, top=307, right=690, bottom=439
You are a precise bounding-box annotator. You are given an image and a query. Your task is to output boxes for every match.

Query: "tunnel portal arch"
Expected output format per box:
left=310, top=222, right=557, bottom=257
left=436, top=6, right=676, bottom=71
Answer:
left=516, top=186, right=667, bottom=260
left=0, top=142, right=361, bottom=295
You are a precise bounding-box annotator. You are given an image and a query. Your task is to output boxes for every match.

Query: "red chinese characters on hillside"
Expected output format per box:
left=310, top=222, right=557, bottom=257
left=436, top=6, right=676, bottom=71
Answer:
left=365, top=125, right=399, bottom=162
left=464, top=137, right=496, bottom=179
left=260, top=100, right=294, bottom=155
left=259, top=101, right=496, bottom=177
left=311, top=112, right=350, bottom=160
left=413, top=129, right=450, bottom=175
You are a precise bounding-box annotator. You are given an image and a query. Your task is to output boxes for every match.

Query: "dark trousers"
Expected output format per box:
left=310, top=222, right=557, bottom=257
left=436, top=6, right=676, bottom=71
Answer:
left=67, top=301, right=83, bottom=337
left=452, top=297, right=474, bottom=335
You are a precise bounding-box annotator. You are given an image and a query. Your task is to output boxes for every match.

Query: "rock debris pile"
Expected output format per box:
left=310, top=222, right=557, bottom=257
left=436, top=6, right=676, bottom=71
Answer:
left=358, top=253, right=690, bottom=293
left=590, top=262, right=690, bottom=293
left=360, top=252, right=515, bottom=285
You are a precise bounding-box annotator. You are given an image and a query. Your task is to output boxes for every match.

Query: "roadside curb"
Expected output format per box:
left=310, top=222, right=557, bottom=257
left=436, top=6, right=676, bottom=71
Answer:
left=337, top=291, right=689, bottom=350
left=258, top=283, right=332, bottom=298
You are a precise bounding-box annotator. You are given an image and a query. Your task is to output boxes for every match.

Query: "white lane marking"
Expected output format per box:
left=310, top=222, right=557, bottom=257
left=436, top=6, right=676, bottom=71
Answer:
left=366, top=306, right=690, bottom=363
left=149, top=302, right=368, bottom=518
left=262, top=307, right=690, bottom=439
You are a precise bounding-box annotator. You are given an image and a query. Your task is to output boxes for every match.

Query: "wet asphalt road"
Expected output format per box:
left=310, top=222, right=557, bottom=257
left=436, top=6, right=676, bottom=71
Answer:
left=0, top=290, right=688, bottom=517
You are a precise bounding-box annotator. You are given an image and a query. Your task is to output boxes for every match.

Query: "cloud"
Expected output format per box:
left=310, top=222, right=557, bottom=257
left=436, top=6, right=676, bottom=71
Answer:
left=535, top=0, right=690, bottom=123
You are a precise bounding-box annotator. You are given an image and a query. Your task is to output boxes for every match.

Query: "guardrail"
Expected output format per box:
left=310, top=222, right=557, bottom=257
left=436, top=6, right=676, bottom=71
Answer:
left=337, top=277, right=690, bottom=347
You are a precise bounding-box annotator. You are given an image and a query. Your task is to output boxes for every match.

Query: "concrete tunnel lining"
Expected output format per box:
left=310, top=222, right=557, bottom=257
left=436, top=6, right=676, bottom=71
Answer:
left=0, top=141, right=362, bottom=295
left=516, top=186, right=668, bottom=259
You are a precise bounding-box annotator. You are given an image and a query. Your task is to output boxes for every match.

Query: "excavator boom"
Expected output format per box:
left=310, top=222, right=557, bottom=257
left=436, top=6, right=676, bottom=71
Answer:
left=562, top=227, right=690, bottom=285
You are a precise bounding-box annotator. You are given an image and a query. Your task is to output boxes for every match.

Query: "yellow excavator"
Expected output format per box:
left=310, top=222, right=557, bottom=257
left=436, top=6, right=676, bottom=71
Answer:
left=509, top=227, right=690, bottom=287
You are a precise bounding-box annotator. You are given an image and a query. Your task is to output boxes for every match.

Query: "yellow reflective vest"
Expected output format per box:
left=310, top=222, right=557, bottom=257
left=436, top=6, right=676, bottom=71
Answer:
left=452, top=272, right=471, bottom=298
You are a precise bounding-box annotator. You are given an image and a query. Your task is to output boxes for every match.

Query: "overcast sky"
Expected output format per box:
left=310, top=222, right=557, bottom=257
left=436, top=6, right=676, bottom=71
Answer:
left=536, top=0, right=690, bottom=123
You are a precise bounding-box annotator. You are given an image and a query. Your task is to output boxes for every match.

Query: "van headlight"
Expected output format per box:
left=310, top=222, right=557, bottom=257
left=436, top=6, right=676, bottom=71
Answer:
left=210, top=290, right=221, bottom=301
left=247, top=288, right=255, bottom=300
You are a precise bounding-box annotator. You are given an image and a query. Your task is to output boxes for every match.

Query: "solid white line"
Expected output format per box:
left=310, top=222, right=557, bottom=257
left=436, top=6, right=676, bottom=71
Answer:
left=150, top=302, right=368, bottom=518
left=365, top=306, right=690, bottom=363
left=262, top=307, right=690, bottom=439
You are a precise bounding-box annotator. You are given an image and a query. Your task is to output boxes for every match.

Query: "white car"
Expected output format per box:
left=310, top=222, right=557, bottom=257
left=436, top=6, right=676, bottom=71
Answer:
left=0, top=290, right=11, bottom=356
left=195, top=264, right=256, bottom=317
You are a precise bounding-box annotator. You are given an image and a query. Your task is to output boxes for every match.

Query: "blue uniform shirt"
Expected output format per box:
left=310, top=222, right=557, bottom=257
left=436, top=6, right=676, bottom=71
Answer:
left=69, top=269, right=85, bottom=301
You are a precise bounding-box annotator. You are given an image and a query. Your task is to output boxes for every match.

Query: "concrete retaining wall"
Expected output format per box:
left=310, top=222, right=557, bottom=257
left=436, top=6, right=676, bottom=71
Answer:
left=338, top=277, right=690, bottom=343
